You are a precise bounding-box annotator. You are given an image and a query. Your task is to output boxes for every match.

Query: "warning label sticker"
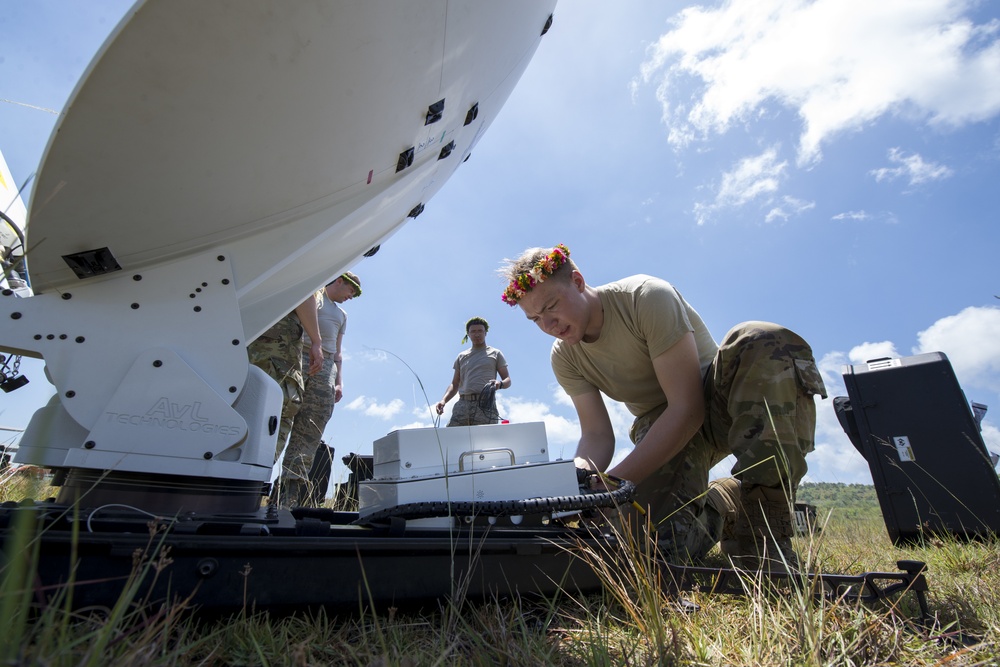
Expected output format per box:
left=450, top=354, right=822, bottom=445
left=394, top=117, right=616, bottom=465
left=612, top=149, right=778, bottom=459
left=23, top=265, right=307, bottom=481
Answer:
left=893, top=436, right=915, bottom=462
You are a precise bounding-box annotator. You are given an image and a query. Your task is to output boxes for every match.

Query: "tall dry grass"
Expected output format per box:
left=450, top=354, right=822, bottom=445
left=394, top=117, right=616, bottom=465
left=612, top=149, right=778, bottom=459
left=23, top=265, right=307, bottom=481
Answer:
left=0, top=473, right=998, bottom=665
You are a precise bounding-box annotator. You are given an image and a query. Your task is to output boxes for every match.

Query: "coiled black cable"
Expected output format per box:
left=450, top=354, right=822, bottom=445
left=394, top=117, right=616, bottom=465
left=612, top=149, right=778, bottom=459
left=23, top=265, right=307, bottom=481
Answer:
left=477, top=380, right=500, bottom=422
left=355, top=474, right=636, bottom=524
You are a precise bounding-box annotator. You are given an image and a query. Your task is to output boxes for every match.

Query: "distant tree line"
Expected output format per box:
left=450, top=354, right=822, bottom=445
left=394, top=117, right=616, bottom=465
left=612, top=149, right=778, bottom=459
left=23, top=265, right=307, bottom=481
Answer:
left=797, top=482, right=881, bottom=520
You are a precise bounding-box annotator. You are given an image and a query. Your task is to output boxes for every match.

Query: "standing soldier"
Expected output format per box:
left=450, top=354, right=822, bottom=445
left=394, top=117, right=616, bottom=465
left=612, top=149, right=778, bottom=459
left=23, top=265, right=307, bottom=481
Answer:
left=435, top=317, right=512, bottom=426
left=282, top=272, right=360, bottom=506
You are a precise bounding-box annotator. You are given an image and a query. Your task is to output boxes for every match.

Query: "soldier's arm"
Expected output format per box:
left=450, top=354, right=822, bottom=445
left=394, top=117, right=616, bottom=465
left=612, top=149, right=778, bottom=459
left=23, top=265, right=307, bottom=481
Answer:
left=572, top=390, right=615, bottom=472
left=495, top=364, right=511, bottom=390
left=333, top=330, right=345, bottom=402
left=294, top=296, right=324, bottom=375
left=435, top=367, right=462, bottom=415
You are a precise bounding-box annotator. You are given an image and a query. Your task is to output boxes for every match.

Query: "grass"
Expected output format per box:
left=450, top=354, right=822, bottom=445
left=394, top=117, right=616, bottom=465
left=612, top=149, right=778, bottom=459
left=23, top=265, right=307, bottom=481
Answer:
left=1, top=473, right=999, bottom=665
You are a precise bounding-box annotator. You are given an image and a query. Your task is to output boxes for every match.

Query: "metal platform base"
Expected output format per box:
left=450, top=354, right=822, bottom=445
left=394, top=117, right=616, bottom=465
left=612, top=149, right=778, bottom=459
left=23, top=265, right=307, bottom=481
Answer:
left=0, top=503, right=609, bottom=614
left=0, top=503, right=931, bottom=619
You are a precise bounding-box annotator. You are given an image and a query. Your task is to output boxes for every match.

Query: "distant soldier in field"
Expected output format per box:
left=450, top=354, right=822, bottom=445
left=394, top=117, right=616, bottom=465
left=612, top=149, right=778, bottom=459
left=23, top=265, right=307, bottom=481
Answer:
left=435, top=317, right=511, bottom=426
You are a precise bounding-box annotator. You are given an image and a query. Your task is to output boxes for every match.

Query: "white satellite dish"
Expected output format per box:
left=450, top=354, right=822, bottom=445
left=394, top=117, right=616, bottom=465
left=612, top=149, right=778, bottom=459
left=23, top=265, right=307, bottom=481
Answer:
left=2, top=0, right=556, bottom=512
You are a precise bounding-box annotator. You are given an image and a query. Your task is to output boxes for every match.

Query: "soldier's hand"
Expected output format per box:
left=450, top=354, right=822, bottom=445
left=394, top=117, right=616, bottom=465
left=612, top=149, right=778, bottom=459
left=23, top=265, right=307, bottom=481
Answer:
left=307, top=342, right=324, bottom=375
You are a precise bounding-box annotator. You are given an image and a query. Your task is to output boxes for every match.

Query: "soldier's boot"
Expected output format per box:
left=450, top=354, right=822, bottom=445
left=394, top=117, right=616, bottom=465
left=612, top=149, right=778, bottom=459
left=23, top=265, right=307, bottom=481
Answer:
left=706, top=477, right=744, bottom=556
left=730, top=484, right=800, bottom=573
left=272, top=478, right=308, bottom=510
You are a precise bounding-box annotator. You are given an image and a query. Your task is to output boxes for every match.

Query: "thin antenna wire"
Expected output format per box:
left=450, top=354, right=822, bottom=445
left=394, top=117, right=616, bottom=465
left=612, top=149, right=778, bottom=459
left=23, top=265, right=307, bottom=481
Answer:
left=367, top=346, right=439, bottom=427
left=366, top=345, right=464, bottom=591
left=0, top=99, right=59, bottom=115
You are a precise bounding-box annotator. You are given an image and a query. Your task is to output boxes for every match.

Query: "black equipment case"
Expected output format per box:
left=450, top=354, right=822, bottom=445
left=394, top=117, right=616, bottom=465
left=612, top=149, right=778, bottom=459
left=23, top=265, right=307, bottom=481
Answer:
left=836, top=352, right=1000, bottom=545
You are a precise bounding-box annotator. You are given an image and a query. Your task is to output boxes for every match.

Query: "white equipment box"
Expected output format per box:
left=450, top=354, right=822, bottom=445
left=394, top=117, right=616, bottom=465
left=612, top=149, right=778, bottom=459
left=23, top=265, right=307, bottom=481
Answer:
left=372, top=421, right=550, bottom=479
left=358, top=460, right=579, bottom=521
left=359, top=421, right=578, bottom=521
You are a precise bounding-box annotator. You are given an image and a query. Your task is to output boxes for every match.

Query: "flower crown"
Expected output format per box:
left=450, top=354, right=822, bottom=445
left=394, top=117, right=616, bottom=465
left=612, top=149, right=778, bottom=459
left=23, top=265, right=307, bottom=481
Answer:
left=501, top=244, right=571, bottom=306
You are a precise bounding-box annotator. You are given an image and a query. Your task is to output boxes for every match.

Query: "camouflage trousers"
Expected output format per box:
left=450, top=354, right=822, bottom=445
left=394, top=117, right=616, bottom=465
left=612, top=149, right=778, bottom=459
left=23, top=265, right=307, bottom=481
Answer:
left=621, top=321, right=827, bottom=564
left=282, top=354, right=337, bottom=484
left=447, top=397, right=499, bottom=427
left=246, top=313, right=304, bottom=460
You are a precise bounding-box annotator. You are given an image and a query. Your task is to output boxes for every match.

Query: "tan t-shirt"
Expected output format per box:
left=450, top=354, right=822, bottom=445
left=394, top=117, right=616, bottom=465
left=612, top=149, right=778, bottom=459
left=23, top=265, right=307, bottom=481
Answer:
left=454, top=346, right=508, bottom=395
left=551, top=275, right=718, bottom=418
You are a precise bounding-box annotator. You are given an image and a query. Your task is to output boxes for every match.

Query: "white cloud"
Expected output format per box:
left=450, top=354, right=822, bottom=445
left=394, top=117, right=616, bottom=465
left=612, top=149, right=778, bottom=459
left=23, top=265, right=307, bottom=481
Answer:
left=814, top=350, right=848, bottom=396
left=695, top=148, right=787, bottom=223
left=344, top=395, right=405, bottom=419
left=830, top=210, right=899, bottom=224
left=500, top=396, right=580, bottom=459
left=870, top=147, right=954, bottom=185
left=502, top=385, right=638, bottom=462
left=913, top=305, right=1000, bottom=392
left=831, top=210, right=872, bottom=221
left=981, top=422, right=1000, bottom=460
left=386, top=419, right=433, bottom=432
left=801, top=436, right=873, bottom=484
left=717, top=149, right=787, bottom=205
left=501, top=384, right=646, bottom=466
left=640, top=0, right=1000, bottom=165
left=765, top=195, right=815, bottom=222
left=848, top=341, right=901, bottom=365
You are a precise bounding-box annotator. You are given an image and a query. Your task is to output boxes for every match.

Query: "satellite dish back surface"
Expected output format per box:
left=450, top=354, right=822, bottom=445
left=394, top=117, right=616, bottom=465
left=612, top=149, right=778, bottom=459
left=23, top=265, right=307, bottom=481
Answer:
left=27, top=0, right=555, bottom=338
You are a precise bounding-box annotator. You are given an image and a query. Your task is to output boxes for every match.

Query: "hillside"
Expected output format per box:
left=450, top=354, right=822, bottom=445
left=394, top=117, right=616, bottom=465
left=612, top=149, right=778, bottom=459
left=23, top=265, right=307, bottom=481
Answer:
left=797, top=481, right=882, bottom=520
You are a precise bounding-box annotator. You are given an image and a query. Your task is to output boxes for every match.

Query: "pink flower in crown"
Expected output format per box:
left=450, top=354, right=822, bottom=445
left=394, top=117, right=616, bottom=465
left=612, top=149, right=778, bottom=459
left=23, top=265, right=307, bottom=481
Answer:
left=501, top=243, right=572, bottom=306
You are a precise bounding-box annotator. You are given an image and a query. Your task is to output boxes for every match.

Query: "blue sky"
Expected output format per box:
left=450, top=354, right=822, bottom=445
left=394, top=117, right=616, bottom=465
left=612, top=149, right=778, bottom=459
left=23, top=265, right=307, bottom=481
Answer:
left=2, top=0, right=999, bottom=487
